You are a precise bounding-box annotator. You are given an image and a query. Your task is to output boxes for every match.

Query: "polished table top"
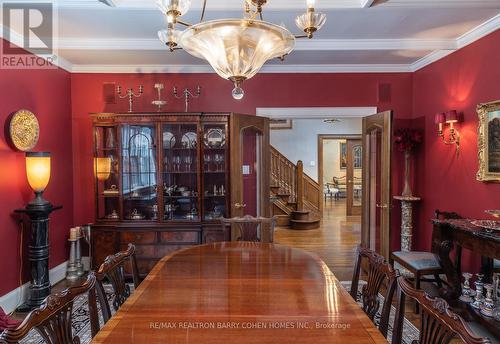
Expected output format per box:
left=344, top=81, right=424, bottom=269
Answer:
left=92, top=242, right=387, bottom=344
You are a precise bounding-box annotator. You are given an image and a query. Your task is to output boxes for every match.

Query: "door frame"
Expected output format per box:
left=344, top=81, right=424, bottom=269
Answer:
left=317, top=134, right=362, bottom=214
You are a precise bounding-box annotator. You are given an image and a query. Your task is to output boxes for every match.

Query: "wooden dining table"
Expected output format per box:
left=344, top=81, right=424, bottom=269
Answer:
left=92, top=242, right=387, bottom=344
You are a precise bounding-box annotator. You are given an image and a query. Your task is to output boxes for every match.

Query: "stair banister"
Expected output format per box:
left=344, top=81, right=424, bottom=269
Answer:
left=296, top=160, right=304, bottom=211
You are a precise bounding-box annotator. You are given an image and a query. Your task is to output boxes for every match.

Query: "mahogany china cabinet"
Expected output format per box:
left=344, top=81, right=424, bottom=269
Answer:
left=91, top=112, right=270, bottom=276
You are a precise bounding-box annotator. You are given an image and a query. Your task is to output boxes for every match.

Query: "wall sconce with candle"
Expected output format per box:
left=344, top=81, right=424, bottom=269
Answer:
left=435, top=110, right=461, bottom=155
left=14, top=152, right=61, bottom=311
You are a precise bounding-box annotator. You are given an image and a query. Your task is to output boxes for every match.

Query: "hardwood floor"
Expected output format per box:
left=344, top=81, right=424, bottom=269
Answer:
left=275, top=198, right=360, bottom=281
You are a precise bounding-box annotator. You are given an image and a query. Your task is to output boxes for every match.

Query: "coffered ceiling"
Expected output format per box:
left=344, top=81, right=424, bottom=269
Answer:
left=2, top=0, right=500, bottom=72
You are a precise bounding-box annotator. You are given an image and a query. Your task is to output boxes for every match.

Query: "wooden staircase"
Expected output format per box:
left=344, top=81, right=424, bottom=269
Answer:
left=270, top=146, right=321, bottom=230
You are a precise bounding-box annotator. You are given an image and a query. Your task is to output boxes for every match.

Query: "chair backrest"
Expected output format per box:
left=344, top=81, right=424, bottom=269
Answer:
left=94, top=243, right=140, bottom=326
left=220, top=215, right=277, bottom=243
left=0, top=273, right=97, bottom=344
left=350, top=245, right=397, bottom=339
left=391, top=275, right=492, bottom=344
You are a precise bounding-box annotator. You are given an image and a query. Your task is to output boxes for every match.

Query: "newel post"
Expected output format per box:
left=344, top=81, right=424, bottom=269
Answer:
left=296, top=160, right=304, bottom=211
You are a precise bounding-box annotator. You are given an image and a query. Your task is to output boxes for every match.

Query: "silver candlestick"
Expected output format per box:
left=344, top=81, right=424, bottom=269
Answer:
left=173, top=85, right=201, bottom=112
left=117, top=84, right=144, bottom=113
left=152, top=83, right=167, bottom=111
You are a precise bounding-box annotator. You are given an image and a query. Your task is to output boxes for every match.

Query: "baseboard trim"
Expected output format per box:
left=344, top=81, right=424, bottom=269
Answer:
left=0, top=260, right=68, bottom=314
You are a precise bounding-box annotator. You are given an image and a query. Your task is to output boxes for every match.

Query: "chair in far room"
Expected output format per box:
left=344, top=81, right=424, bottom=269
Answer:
left=221, top=215, right=277, bottom=243
left=390, top=209, right=463, bottom=313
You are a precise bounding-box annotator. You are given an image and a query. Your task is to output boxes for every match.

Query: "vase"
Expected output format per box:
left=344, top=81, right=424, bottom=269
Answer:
left=402, top=150, right=413, bottom=197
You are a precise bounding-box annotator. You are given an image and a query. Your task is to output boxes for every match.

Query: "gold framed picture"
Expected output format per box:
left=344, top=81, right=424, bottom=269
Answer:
left=270, top=119, right=292, bottom=130
left=477, top=100, right=500, bottom=182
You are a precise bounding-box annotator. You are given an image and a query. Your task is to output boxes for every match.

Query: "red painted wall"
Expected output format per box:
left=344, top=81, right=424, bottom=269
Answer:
left=71, top=73, right=414, bottom=235
left=0, top=39, right=73, bottom=295
left=412, top=30, right=500, bottom=269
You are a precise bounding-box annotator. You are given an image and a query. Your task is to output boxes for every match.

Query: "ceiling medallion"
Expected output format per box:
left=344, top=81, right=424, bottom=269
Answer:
left=9, top=109, right=40, bottom=151
left=157, top=0, right=326, bottom=99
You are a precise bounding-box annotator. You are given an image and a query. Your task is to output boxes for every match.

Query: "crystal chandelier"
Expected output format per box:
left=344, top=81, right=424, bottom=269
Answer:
left=157, top=0, right=326, bottom=99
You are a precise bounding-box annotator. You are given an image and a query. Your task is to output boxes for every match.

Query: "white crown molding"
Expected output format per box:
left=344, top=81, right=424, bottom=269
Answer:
left=0, top=260, right=68, bottom=314
left=410, top=13, right=500, bottom=71
left=2, top=8, right=499, bottom=74
left=53, top=0, right=363, bottom=10
left=256, top=107, right=378, bottom=119
left=38, top=0, right=500, bottom=10
left=59, top=37, right=456, bottom=51
left=372, top=0, right=500, bottom=8
left=409, top=49, right=455, bottom=72
left=70, top=63, right=412, bottom=73
left=361, top=0, right=376, bottom=8
left=456, top=13, right=500, bottom=48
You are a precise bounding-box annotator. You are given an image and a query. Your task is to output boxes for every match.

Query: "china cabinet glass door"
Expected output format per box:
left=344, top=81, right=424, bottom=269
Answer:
left=202, top=122, right=228, bottom=221
left=162, top=123, right=200, bottom=221
left=121, top=124, right=158, bottom=221
left=94, top=125, right=120, bottom=220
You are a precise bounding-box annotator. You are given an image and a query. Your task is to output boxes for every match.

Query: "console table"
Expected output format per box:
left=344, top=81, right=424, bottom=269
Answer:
left=431, top=218, right=500, bottom=338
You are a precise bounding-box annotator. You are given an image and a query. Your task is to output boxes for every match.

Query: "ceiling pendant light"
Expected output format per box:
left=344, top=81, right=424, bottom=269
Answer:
left=157, top=0, right=326, bottom=99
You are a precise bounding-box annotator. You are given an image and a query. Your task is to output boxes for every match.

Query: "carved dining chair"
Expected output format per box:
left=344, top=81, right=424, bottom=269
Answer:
left=390, top=209, right=463, bottom=313
left=0, top=273, right=97, bottom=344
left=350, top=245, right=398, bottom=339
left=220, top=215, right=277, bottom=243
left=93, top=243, right=140, bottom=327
left=391, top=275, right=492, bottom=344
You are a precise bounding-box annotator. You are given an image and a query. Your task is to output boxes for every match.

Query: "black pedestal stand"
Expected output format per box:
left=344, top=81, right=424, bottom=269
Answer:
left=14, top=201, right=62, bottom=312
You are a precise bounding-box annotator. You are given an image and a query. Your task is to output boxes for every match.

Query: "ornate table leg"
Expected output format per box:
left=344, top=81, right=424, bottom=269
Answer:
left=437, top=239, right=462, bottom=299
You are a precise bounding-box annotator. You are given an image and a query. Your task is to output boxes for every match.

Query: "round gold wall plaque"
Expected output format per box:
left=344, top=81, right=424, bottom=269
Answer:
left=9, top=109, right=40, bottom=151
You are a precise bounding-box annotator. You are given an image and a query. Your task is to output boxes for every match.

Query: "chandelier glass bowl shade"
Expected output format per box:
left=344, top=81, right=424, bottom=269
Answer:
left=157, top=0, right=326, bottom=99
left=158, top=27, right=181, bottom=51
left=157, top=0, right=191, bottom=17
left=178, top=19, right=295, bottom=99
left=295, top=9, right=326, bottom=38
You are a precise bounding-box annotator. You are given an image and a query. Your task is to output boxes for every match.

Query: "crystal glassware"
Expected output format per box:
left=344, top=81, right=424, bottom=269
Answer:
left=480, top=284, right=496, bottom=317
left=204, top=154, right=212, bottom=172
left=459, top=272, right=474, bottom=303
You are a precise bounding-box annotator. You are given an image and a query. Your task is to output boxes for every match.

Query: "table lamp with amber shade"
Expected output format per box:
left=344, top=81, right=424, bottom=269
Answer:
left=94, top=157, right=111, bottom=181
left=25, top=152, right=51, bottom=207
left=14, top=151, right=61, bottom=311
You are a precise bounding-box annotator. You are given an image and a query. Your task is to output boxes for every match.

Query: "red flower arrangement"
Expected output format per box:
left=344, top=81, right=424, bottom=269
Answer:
left=394, top=128, right=423, bottom=152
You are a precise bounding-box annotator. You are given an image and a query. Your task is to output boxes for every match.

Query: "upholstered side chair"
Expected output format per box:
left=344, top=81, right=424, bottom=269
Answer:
left=390, top=209, right=463, bottom=313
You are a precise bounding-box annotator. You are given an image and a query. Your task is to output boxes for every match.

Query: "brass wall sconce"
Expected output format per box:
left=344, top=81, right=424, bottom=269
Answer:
left=435, top=110, right=461, bottom=155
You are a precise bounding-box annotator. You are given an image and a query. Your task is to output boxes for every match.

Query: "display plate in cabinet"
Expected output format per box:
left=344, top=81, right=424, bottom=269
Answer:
left=121, top=231, right=156, bottom=244
left=160, top=231, right=199, bottom=244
